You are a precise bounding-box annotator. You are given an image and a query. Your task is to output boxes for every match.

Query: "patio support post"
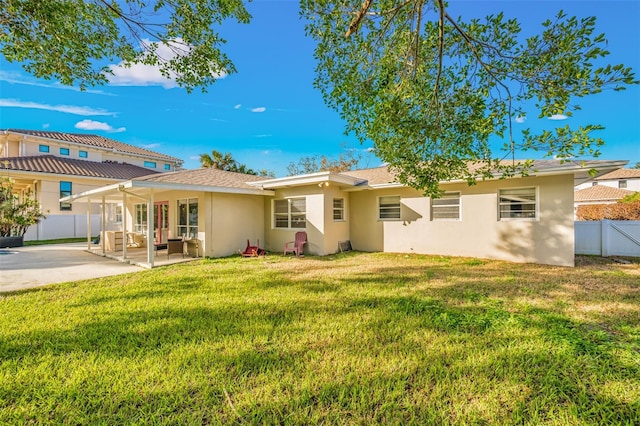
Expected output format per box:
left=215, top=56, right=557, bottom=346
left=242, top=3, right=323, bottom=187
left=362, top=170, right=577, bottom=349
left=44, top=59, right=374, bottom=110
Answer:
left=101, top=196, right=106, bottom=255
left=122, top=192, right=127, bottom=259
left=87, top=199, right=92, bottom=250
left=147, top=189, right=154, bottom=267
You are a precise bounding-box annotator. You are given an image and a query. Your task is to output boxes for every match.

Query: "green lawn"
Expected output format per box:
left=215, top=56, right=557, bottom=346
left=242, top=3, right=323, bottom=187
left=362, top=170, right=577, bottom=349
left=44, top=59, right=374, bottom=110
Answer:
left=1, top=253, right=638, bottom=424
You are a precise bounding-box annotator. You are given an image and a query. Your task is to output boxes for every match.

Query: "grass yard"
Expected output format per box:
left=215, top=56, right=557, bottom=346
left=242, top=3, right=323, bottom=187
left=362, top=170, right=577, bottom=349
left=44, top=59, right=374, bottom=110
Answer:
left=1, top=252, right=639, bottom=424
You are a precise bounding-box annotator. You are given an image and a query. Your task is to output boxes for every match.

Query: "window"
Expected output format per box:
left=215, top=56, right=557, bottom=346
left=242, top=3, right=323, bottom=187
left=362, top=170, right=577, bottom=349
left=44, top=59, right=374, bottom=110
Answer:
left=144, top=161, right=157, bottom=168
left=592, top=182, right=598, bottom=186
left=39, top=144, right=50, bottom=153
left=134, top=203, right=148, bottom=234
left=333, top=198, right=345, bottom=221
left=79, top=150, right=88, bottom=158
left=498, top=187, right=537, bottom=219
left=178, top=198, right=198, bottom=239
left=431, top=192, right=460, bottom=220
left=164, top=164, right=171, bottom=171
left=114, top=204, right=123, bottom=223
left=274, top=198, right=306, bottom=229
left=59, top=181, right=72, bottom=211
left=379, top=196, right=401, bottom=220
left=60, top=147, right=69, bottom=156
left=619, top=180, right=628, bottom=189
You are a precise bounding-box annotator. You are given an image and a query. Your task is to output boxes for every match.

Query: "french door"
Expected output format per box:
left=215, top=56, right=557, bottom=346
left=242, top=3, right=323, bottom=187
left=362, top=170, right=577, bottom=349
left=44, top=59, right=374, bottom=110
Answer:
left=154, top=201, right=169, bottom=244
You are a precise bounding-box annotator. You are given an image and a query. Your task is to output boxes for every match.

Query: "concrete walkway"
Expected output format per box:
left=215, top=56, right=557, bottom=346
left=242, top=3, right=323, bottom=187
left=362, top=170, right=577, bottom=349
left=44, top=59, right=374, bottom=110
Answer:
left=0, top=243, right=142, bottom=292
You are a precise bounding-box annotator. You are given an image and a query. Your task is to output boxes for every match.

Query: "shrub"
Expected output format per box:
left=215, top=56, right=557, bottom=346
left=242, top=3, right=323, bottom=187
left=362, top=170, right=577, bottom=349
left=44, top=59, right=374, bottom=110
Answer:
left=0, top=178, right=46, bottom=237
left=576, top=200, right=640, bottom=221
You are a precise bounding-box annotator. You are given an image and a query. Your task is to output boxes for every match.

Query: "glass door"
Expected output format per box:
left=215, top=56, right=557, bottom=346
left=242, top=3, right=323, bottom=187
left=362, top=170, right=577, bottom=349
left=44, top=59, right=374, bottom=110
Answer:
left=154, top=202, right=169, bottom=244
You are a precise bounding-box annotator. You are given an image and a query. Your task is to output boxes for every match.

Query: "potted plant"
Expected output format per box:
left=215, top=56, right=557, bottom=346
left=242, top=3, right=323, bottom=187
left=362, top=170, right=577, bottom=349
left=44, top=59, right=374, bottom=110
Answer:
left=0, top=178, right=46, bottom=247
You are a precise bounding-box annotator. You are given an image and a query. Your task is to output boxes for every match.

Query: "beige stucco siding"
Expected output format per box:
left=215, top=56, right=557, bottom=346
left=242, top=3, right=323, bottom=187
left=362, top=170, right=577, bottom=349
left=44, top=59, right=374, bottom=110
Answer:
left=40, top=177, right=106, bottom=215
left=207, top=192, right=264, bottom=258
left=266, top=186, right=344, bottom=255
left=265, top=187, right=319, bottom=255
left=349, top=174, right=575, bottom=266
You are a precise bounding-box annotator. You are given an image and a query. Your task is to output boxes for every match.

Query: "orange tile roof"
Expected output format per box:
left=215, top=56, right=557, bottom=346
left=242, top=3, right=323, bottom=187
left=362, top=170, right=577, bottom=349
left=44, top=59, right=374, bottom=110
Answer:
left=136, top=167, right=267, bottom=190
left=2, top=129, right=181, bottom=163
left=594, top=168, right=640, bottom=180
left=1, top=155, right=159, bottom=180
left=574, top=185, right=636, bottom=202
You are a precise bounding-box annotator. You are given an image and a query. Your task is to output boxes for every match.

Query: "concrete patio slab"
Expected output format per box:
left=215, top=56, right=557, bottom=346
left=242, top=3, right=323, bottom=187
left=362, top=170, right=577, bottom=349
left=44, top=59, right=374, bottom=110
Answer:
left=0, top=243, right=142, bottom=292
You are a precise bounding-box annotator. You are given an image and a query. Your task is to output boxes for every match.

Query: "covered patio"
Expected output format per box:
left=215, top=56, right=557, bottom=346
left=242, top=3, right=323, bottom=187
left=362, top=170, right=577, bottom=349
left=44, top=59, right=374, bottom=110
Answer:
left=61, top=179, right=204, bottom=269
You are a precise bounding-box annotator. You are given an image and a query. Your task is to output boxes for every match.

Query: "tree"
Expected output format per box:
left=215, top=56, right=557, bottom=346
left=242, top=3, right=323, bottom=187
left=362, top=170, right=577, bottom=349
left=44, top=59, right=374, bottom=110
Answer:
left=199, top=150, right=274, bottom=177
left=286, top=149, right=363, bottom=175
left=0, top=0, right=251, bottom=92
left=2, top=2, right=637, bottom=194
left=301, top=1, right=638, bottom=195
left=0, top=178, right=46, bottom=238
left=632, top=162, right=640, bottom=170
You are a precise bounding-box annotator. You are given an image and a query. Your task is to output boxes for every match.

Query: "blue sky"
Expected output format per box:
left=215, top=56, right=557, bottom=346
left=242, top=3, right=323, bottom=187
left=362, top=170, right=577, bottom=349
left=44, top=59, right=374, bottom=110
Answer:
left=1, top=0, right=638, bottom=176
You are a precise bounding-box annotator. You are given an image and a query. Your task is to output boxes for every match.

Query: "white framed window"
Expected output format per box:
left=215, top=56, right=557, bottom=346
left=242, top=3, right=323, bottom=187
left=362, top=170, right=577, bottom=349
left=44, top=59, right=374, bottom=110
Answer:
left=619, top=180, right=627, bottom=189
left=274, top=198, right=306, bottom=229
left=333, top=198, right=345, bottom=221
left=431, top=192, right=460, bottom=220
left=498, top=187, right=537, bottom=220
left=134, top=203, right=148, bottom=233
left=144, top=161, right=157, bottom=168
left=378, top=196, right=401, bottom=220
left=178, top=198, right=198, bottom=239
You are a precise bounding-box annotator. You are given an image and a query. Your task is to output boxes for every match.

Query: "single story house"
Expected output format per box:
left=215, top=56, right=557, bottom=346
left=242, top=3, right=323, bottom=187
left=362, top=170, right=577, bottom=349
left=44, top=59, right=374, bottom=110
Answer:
left=63, top=159, right=627, bottom=268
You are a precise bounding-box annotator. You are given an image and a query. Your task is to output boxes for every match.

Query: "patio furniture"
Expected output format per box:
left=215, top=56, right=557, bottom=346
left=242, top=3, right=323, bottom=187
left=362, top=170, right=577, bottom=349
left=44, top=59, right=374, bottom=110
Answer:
left=167, top=238, right=185, bottom=258
left=284, top=231, right=307, bottom=256
left=240, top=239, right=265, bottom=257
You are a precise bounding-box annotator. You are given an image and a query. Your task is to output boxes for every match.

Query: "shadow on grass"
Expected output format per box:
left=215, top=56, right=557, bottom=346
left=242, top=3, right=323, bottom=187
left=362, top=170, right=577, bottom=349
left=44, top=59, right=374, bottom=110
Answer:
left=1, top=252, right=639, bottom=424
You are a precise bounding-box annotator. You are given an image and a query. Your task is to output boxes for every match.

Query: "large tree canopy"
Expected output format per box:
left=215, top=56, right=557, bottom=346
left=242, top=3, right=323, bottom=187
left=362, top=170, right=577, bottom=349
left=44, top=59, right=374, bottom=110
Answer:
left=301, top=0, right=637, bottom=194
left=0, top=0, right=250, bottom=91
left=1, top=1, right=637, bottom=194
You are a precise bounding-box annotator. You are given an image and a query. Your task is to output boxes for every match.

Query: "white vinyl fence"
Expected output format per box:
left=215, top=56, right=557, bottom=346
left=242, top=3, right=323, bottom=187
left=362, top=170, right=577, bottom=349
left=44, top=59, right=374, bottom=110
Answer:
left=575, top=220, right=640, bottom=257
left=24, top=214, right=102, bottom=241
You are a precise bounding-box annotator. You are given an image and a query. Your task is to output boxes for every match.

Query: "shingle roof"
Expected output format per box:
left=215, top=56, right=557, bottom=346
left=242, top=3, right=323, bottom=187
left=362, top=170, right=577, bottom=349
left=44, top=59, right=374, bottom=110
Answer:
left=574, top=185, right=636, bottom=202
left=594, top=168, right=640, bottom=180
left=2, top=129, right=181, bottom=163
left=341, top=160, right=624, bottom=185
left=136, top=167, right=267, bottom=190
left=1, top=155, right=159, bottom=180
left=342, top=166, right=397, bottom=185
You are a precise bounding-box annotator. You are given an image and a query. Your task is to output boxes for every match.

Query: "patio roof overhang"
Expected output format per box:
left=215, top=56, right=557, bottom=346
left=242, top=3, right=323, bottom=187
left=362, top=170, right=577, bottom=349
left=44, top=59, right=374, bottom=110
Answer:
left=61, top=179, right=275, bottom=203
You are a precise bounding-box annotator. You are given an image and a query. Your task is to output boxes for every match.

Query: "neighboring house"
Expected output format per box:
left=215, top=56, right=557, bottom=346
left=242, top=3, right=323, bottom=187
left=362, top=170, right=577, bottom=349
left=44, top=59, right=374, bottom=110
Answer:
left=0, top=129, right=182, bottom=240
left=64, top=159, right=627, bottom=267
left=575, top=168, right=640, bottom=191
left=574, top=185, right=636, bottom=207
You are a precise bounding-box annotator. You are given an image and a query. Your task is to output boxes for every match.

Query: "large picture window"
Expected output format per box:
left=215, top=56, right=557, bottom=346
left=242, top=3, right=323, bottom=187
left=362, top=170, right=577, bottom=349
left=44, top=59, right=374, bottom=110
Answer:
left=498, top=187, right=537, bottom=219
left=134, top=203, right=147, bottom=233
left=431, top=192, right=460, bottom=220
left=178, top=198, right=198, bottom=239
left=59, top=181, right=72, bottom=211
left=378, top=196, right=401, bottom=220
left=274, top=198, right=306, bottom=229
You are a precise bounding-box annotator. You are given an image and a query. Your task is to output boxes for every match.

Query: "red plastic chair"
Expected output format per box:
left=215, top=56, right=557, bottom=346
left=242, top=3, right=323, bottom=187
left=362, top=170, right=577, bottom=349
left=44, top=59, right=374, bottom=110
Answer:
left=284, top=231, right=307, bottom=256
left=240, top=239, right=265, bottom=257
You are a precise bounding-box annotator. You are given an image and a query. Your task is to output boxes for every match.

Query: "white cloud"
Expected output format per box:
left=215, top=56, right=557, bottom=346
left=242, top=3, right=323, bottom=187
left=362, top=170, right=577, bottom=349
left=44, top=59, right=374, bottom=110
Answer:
left=74, top=119, right=126, bottom=133
left=108, top=38, right=226, bottom=89
left=234, top=104, right=242, bottom=109
left=255, top=134, right=272, bottom=138
left=515, top=116, right=526, bottom=124
left=140, top=143, right=160, bottom=149
left=42, top=123, right=50, bottom=129
left=0, top=71, right=112, bottom=95
left=548, top=114, right=568, bottom=121
left=251, top=107, right=266, bottom=113
left=0, top=98, right=115, bottom=116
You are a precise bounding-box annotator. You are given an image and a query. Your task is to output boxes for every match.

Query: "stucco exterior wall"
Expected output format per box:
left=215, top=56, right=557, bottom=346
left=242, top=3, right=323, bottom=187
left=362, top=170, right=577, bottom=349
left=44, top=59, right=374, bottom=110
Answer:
left=349, top=174, right=575, bottom=266
left=207, top=192, right=265, bottom=258
left=39, top=178, right=105, bottom=215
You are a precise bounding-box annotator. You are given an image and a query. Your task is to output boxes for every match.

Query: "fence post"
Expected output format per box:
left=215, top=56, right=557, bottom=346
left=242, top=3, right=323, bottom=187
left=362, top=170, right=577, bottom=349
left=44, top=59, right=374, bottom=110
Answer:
left=601, top=219, right=610, bottom=257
